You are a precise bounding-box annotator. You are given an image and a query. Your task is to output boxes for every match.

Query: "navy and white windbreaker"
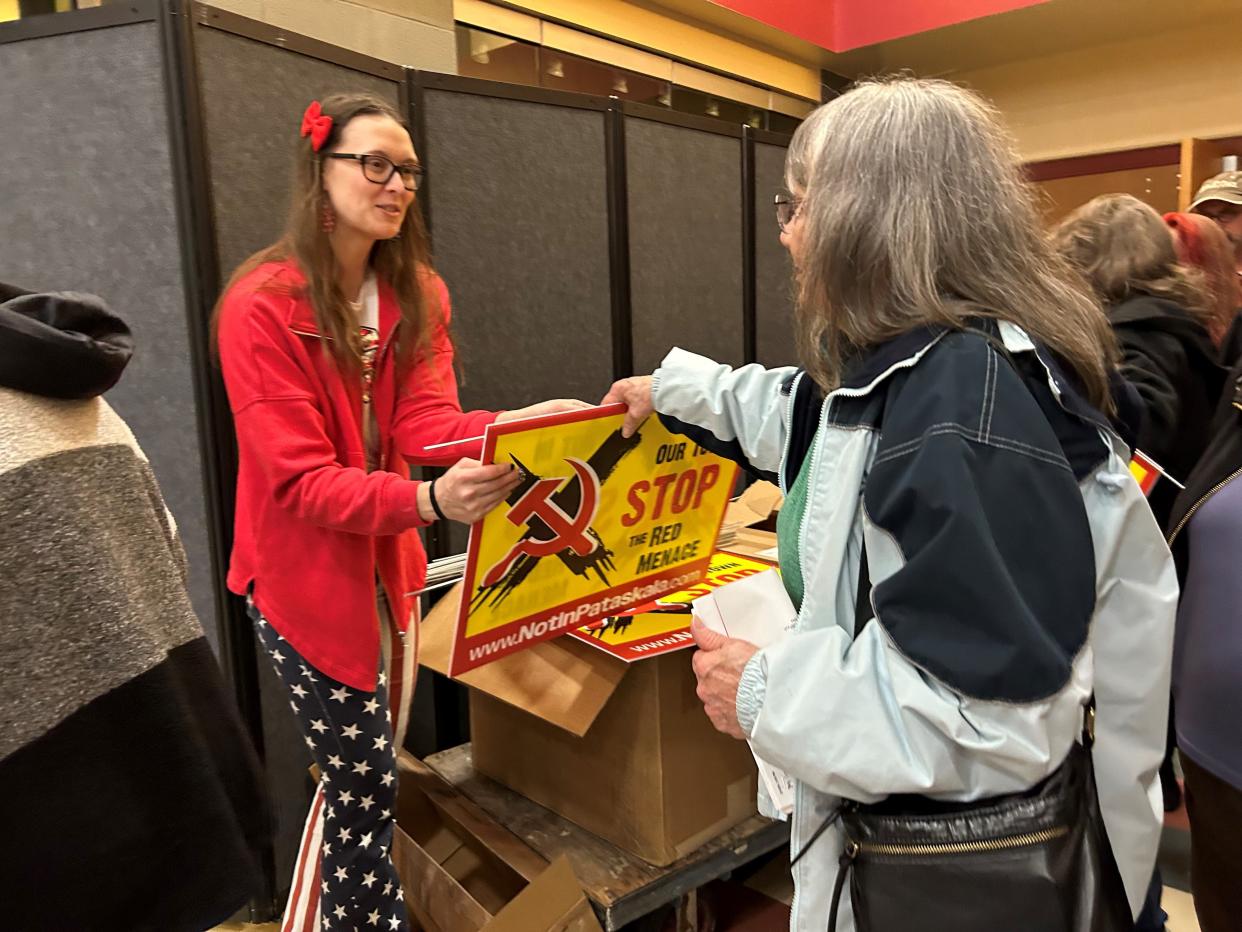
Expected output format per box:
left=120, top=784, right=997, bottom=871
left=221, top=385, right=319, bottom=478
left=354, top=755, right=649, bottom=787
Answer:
left=653, top=321, right=1176, bottom=931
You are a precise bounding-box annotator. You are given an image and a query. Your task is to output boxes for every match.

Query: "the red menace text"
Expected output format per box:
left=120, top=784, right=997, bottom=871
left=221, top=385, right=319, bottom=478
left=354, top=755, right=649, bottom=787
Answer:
left=467, top=568, right=703, bottom=662
left=622, top=442, right=722, bottom=574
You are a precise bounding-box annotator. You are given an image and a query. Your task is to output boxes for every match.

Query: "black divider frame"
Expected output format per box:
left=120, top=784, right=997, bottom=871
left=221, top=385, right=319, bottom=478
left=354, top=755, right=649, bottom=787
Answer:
left=741, top=125, right=758, bottom=364
left=742, top=126, right=793, bottom=365
left=606, top=97, right=634, bottom=381
left=748, top=126, right=796, bottom=370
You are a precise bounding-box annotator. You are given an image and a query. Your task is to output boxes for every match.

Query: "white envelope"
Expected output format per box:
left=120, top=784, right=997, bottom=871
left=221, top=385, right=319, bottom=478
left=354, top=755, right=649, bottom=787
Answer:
left=693, top=569, right=798, bottom=815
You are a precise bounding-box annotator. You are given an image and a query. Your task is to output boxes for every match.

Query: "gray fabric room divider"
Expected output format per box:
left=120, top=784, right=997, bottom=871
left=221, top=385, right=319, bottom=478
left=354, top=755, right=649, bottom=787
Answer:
left=0, top=4, right=223, bottom=651
left=413, top=74, right=616, bottom=412
left=753, top=135, right=798, bottom=368
left=410, top=74, right=617, bottom=556
left=623, top=105, right=746, bottom=375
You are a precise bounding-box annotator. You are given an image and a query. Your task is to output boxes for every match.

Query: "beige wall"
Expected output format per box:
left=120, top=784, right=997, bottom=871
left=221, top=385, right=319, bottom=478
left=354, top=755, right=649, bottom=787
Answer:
left=956, top=18, right=1242, bottom=161
left=206, top=0, right=458, bottom=71
left=462, top=0, right=821, bottom=100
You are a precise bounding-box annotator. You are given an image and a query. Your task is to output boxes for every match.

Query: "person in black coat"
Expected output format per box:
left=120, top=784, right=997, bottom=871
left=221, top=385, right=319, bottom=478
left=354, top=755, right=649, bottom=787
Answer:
left=1053, top=194, right=1226, bottom=931
left=1164, top=358, right=1242, bottom=932
left=1053, top=194, right=1225, bottom=531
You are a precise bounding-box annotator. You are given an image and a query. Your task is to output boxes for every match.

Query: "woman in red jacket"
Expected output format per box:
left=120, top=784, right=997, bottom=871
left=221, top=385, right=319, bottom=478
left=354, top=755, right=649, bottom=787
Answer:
left=216, top=94, right=584, bottom=932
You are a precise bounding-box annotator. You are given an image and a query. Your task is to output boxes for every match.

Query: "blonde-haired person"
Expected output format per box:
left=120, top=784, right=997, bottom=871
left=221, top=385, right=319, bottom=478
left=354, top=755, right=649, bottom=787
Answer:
left=605, top=77, right=1175, bottom=931
left=215, top=94, right=585, bottom=930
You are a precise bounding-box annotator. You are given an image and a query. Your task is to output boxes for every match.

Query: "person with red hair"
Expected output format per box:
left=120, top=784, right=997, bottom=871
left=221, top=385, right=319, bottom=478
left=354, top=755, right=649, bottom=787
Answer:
left=1164, top=211, right=1241, bottom=350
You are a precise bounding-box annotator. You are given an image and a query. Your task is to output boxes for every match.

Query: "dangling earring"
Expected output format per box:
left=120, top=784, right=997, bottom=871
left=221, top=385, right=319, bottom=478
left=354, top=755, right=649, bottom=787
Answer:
left=321, top=200, right=336, bottom=234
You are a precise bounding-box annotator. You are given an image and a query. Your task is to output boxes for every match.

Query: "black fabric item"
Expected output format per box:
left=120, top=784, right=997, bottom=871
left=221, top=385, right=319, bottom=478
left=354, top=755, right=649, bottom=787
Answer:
left=1107, top=295, right=1224, bottom=529
left=830, top=731, right=1132, bottom=932
left=863, top=332, right=1097, bottom=702
left=0, top=637, right=269, bottom=932
left=1167, top=356, right=1242, bottom=581
left=780, top=373, right=824, bottom=489
left=0, top=283, right=133, bottom=398
left=1219, top=310, right=1242, bottom=370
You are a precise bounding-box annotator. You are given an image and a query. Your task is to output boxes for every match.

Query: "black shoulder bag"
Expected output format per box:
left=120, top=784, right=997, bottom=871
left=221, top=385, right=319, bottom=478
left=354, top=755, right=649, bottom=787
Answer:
left=825, top=330, right=1134, bottom=932
left=827, top=688, right=1132, bottom=931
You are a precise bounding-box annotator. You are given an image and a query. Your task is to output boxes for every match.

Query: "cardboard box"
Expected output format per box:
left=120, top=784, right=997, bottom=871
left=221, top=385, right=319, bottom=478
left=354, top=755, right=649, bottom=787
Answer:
left=393, top=752, right=602, bottom=932
left=420, top=585, right=759, bottom=866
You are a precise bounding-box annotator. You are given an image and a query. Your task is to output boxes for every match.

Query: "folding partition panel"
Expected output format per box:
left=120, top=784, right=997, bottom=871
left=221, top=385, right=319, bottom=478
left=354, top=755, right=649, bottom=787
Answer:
left=411, top=74, right=616, bottom=411
left=0, top=3, right=225, bottom=651
left=409, top=73, right=617, bottom=556
left=622, top=105, right=746, bottom=375
left=752, top=131, right=798, bottom=368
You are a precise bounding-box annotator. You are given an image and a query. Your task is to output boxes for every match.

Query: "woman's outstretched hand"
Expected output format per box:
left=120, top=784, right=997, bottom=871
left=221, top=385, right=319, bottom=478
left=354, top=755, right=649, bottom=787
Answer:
left=601, top=376, right=654, bottom=438
left=496, top=398, right=592, bottom=423
left=419, top=458, right=521, bottom=524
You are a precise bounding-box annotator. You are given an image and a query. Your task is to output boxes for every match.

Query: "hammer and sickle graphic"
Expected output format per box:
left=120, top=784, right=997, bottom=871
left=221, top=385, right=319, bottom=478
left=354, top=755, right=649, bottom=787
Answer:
left=480, top=457, right=602, bottom=588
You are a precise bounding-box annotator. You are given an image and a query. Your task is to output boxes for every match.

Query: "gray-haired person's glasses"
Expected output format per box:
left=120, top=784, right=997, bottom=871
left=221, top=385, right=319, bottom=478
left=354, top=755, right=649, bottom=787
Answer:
left=325, top=153, right=424, bottom=192
left=774, top=193, right=803, bottom=232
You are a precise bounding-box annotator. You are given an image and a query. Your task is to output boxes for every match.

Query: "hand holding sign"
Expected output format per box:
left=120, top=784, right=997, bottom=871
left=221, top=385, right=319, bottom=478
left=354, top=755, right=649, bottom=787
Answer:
left=498, top=398, right=594, bottom=423
left=425, top=459, right=521, bottom=524
left=601, top=376, right=654, bottom=438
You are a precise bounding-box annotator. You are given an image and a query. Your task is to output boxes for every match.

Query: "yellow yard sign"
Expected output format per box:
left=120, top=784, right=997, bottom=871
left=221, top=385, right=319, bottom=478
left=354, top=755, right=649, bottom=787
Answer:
left=450, top=404, right=737, bottom=676
left=568, top=552, right=775, bottom=663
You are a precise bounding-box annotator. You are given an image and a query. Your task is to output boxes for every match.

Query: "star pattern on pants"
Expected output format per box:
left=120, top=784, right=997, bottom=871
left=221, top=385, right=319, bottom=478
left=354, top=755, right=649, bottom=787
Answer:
left=252, top=608, right=407, bottom=932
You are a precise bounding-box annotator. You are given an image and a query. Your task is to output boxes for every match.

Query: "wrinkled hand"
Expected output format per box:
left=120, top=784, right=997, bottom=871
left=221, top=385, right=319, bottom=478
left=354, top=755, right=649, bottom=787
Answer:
left=497, top=398, right=592, bottom=423
left=426, top=458, right=520, bottom=524
left=601, top=375, right=653, bottom=438
left=690, top=618, right=759, bottom=740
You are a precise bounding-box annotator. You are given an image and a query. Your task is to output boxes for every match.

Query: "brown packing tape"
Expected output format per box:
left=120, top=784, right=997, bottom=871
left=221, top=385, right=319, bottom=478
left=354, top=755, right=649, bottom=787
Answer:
left=420, top=583, right=629, bottom=736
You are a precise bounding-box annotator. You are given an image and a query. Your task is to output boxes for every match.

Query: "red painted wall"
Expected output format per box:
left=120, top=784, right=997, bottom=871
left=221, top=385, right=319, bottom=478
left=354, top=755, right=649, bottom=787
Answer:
left=708, top=0, right=1051, bottom=52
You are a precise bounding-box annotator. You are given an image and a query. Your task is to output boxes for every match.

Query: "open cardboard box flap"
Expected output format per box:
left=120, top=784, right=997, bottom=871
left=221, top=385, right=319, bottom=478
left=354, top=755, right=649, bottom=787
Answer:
left=420, top=583, right=627, bottom=737
left=724, top=479, right=782, bottom=528
left=395, top=753, right=602, bottom=932
left=419, top=484, right=781, bottom=738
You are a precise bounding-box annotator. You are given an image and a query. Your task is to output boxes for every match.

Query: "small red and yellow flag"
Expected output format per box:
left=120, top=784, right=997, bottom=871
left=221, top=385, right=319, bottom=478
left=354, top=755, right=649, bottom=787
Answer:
left=1129, top=450, right=1183, bottom=497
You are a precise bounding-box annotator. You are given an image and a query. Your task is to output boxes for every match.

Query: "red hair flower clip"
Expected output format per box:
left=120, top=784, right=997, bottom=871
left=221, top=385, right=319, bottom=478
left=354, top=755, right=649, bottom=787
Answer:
left=300, top=100, right=333, bottom=152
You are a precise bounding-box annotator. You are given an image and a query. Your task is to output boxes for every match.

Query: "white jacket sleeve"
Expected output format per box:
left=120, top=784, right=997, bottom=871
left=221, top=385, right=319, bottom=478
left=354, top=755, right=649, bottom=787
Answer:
left=652, top=348, right=798, bottom=478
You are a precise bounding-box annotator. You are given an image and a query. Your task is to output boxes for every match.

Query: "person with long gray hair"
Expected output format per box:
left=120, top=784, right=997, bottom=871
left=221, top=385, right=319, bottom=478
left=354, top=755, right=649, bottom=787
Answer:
left=605, top=77, right=1175, bottom=930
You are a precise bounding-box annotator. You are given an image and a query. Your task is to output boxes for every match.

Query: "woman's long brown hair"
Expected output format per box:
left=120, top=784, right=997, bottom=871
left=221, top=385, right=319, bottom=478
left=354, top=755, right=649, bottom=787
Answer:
left=213, top=93, right=435, bottom=368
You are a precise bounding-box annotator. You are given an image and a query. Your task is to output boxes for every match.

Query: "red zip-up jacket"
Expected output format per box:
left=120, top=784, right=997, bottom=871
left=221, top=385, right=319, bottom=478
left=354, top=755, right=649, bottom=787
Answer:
left=218, top=259, right=496, bottom=689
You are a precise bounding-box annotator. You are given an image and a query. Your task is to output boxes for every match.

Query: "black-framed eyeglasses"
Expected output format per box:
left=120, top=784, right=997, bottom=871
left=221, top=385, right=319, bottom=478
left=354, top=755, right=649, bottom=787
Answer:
left=325, top=153, right=424, bottom=192
left=774, top=193, right=803, bottom=232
